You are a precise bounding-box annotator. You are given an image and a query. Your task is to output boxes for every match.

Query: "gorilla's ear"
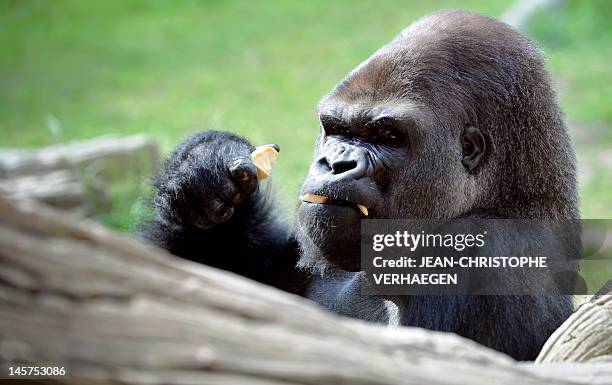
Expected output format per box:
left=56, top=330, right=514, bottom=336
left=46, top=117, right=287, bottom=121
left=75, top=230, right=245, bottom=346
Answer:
left=460, top=126, right=486, bottom=173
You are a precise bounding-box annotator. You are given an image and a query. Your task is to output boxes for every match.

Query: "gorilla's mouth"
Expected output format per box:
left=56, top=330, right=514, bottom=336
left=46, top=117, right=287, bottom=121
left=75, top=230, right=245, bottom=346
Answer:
left=299, top=194, right=369, bottom=216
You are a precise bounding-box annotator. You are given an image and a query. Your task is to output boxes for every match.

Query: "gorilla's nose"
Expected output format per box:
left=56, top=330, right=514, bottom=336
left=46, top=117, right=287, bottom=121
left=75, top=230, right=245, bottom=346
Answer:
left=331, top=159, right=357, bottom=174
left=315, top=147, right=367, bottom=180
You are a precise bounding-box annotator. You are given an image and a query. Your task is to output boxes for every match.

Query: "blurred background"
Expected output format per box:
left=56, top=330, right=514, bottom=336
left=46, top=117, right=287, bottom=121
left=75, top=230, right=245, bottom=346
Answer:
left=1, top=0, right=611, bottom=231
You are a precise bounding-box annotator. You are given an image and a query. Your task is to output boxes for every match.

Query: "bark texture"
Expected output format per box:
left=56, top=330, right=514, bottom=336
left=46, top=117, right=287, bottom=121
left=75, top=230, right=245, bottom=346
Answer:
left=0, top=196, right=610, bottom=385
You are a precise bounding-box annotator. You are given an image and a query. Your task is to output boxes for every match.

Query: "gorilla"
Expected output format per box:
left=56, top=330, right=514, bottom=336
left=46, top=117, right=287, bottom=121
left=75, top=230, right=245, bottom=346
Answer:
left=143, top=10, right=578, bottom=361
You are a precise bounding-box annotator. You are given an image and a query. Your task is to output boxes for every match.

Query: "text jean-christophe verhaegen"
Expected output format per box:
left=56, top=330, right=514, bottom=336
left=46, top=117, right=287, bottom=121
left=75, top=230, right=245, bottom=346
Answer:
left=368, top=230, right=548, bottom=286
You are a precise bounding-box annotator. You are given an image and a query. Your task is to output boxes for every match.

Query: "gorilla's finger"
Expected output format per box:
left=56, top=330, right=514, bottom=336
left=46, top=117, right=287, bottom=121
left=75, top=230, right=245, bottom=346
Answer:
left=229, top=158, right=258, bottom=194
left=203, top=196, right=234, bottom=223
left=216, top=178, right=244, bottom=206
left=192, top=216, right=216, bottom=230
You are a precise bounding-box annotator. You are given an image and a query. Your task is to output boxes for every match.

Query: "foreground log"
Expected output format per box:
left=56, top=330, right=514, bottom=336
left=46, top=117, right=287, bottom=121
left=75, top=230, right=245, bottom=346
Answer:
left=0, top=196, right=610, bottom=385
left=536, top=291, right=612, bottom=363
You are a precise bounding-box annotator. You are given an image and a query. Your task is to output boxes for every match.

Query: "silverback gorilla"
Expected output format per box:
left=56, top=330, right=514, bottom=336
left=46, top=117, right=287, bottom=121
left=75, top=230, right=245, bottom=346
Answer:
left=143, top=11, right=578, bottom=360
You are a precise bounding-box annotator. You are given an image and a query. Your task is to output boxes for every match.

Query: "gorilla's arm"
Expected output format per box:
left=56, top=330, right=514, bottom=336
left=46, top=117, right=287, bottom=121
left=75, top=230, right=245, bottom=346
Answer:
left=141, top=131, right=308, bottom=294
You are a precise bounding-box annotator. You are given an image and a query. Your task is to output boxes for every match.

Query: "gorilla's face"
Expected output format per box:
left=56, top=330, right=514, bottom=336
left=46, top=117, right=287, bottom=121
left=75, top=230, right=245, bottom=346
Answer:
left=295, top=107, right=411, bottom=272
left=295, top=32, right=488, bottom=273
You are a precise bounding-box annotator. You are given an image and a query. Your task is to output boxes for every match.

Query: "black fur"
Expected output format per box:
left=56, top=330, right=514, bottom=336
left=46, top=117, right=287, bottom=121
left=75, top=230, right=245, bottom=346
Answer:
left=141, top=11, right=578, bottom=361
left=142, top=131, right=308, bottom=293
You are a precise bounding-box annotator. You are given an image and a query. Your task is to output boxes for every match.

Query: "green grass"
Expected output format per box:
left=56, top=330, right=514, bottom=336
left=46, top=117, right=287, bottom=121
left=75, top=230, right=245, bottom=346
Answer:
left=526, top=0, right=612, bottom=218
left=0, top=0, right=610, bottom=230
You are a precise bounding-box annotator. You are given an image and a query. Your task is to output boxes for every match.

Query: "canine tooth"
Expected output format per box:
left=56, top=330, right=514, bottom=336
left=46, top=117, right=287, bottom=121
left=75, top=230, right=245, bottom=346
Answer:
left=251, top=145, right=279, bottom=180
left=357, top=204, right=369, bottom=216
left=299, top=194, right=329, bottom=204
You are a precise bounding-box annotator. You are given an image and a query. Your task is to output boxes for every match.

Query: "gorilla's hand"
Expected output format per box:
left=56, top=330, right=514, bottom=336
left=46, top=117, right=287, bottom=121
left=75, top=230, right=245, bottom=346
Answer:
left=154, top=131, right=261, bottom=229
left=146, top=131, right=304, bottom=292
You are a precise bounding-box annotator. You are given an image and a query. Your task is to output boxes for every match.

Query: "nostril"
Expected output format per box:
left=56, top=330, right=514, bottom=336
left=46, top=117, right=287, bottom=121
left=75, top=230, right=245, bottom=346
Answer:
left=317, top=157, right=332, bottom=172
left=331, top=159, right=357, bottom=174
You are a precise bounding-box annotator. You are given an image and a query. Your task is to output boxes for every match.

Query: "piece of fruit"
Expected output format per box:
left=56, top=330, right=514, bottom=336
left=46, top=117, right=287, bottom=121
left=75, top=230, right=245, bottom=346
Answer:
left=299, top=194, right=368, bottom=216
left=356, top=204, right=369, bottom=216
left=251, top=145, right=279, bottom=180
left=299, top=194, right=329, bottom=204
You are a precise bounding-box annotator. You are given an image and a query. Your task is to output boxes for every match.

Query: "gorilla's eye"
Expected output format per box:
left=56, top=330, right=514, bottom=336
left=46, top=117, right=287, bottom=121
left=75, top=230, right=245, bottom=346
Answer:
left=339, top=126, right=352, bottom=135
left=329, top=123, right=352, bottom=136
left=378, top=125, right=405, bottom=146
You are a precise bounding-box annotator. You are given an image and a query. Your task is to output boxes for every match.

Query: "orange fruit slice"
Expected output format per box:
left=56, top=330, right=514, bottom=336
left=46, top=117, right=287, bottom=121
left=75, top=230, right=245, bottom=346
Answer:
left=251, top=145, right=279, bottom=180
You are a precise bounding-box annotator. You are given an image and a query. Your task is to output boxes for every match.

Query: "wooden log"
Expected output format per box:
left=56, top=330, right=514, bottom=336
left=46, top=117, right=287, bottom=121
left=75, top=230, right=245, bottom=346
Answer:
left=0, top=169, right=110, bottom=216
left=536, top=288, right=612, bottom=363
left=0, top=170, right=85, bottom=212
left=0, top=135, right=156, bottom=215
left=0, top=134, right=159, bottom=178
left=0, top=195, right=610, bottom=385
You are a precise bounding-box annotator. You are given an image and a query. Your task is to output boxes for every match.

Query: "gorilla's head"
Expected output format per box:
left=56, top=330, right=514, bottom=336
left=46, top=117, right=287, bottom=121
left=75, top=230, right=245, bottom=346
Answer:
left=295, top=10, right=578, bottom=273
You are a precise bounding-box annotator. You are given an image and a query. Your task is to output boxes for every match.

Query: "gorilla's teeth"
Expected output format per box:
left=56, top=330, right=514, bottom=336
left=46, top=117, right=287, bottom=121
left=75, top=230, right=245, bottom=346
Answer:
left=299, top=194, right=329, bottom=204
left=251, top=145, right=279, bottom=180
left=357, top=204, right=369, bottom=216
